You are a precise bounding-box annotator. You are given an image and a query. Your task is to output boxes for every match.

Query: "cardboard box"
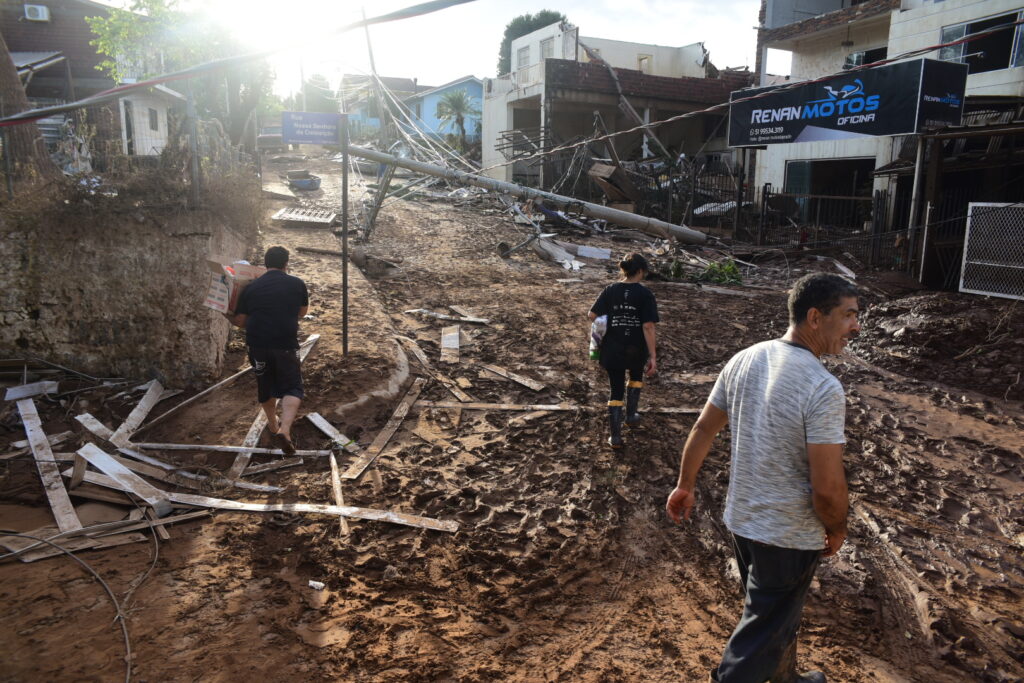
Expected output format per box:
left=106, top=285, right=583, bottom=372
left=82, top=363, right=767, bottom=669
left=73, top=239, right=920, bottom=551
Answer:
left=203, top=260, right=266, bottom=314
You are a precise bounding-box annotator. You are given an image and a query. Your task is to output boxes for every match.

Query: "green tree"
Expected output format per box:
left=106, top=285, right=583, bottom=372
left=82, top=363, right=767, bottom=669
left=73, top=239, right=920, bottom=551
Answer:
left=302, top=74, right=337, bottom=114
left=496, top=10, right=567, bottom=75
left=86, top=0, right=273, bottom=145
left=435, top=89, right=480, bottom=151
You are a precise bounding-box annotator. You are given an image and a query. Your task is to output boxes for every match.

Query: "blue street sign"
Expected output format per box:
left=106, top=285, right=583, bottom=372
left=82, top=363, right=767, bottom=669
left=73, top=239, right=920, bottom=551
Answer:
left=282, top=111, right=344, bottom=145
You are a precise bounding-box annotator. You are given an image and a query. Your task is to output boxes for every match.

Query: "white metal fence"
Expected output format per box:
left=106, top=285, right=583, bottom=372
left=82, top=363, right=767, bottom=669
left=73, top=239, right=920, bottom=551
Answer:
left=960, top=202, right=1024, bottom=301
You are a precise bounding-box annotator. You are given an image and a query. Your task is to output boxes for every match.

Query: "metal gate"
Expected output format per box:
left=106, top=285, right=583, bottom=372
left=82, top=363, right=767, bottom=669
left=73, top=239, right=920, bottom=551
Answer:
left=959, top=202, right=1024, bottom=301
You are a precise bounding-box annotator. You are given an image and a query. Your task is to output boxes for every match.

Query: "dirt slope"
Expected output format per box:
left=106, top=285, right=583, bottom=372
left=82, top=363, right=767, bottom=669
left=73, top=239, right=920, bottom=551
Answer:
left=1, top=157, right=1021, bottom=682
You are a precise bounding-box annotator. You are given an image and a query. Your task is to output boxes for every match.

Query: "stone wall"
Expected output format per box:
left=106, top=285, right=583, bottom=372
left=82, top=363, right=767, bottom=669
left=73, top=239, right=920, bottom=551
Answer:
left=0, top=190, right=257, bottom=386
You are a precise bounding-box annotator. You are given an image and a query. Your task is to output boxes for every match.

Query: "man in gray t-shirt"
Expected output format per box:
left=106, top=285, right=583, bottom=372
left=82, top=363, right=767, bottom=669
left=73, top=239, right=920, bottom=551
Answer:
left=666, top=273, right=860, bottom=683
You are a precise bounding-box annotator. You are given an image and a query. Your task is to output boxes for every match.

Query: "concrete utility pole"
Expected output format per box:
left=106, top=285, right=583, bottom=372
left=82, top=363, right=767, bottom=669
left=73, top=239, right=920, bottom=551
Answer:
left=346, top=144, right=707, bottom=244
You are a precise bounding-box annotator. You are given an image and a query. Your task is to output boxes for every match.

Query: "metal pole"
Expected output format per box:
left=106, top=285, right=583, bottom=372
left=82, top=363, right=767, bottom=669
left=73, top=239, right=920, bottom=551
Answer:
left=343, top=144, right=708, bottom=244
left=341, top=113, right=349, bottom=356
left=906, top=136, right=925, bottom=271
left=186, top=80, right=201, bottom=209
left=2, top=129, right=13, bottom=199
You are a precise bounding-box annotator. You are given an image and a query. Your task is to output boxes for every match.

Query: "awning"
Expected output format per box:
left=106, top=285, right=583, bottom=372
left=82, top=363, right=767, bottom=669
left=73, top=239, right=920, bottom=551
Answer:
left=11, top=51, right=66, bottom=79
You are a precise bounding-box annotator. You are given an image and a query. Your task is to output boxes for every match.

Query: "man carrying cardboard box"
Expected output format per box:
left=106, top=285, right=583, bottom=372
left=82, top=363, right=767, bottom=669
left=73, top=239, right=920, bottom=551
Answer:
left=226, top=246, right=309, bottom=455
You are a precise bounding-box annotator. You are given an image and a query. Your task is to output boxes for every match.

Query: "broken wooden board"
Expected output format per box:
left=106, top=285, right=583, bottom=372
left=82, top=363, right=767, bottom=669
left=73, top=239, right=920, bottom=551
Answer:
left=342, top=378, right=426, bottom=480
left=10, top=430, right=74, bottom=451
left=440, top=325, right=460, bottom=364
left=307, top=413, right=360, bottom=453
left=107, top=453, right=283, bottom=494
left=71, top=470, right=457, bottom=533
left=89, top=510, right=210, bottom=539
left=449, top=305, right=480, bottom=319
left=272, top=206, right=336, bottom=226
left=226, top=335, right=320, bottom=479
left=415, top=401, right=701, bottom=414
left=133, top=442, right=330, bottom=457
left=75, top=412, right=113, bottom=440
left=17, top=399, right=83, bottom=533
left=329, top=454, right=349, bottom=536
left=76, top=443, right=174, bottom=517
left=395, top=336, right=473, bottom=402
left=109, top=380, right=165, bottom=447
left=5, top=381, right=59, bottom=401
left=242, top=457, right=303, bottom=477
left=479, top=363, right=545, bottom=391
left=404, top=309, right=489, bottom=324
left=0, top=528, right=149, bottom=563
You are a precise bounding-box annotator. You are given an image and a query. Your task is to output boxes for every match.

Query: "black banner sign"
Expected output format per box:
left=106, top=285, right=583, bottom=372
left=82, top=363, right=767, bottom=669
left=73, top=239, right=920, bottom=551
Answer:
left=728, top=58, right=968, bottom=147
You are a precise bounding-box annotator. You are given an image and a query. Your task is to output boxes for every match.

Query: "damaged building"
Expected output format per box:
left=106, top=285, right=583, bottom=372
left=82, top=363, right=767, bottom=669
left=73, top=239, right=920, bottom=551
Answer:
left=748, top=0, right=1024, bottom=294
left=481, top=21, right=754, bottom=199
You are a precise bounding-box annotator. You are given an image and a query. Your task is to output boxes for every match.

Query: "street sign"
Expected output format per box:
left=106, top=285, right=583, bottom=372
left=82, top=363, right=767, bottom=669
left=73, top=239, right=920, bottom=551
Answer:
left=281, top=111, right=344, bottom=145
left=728, top=58, right=968, bottom=147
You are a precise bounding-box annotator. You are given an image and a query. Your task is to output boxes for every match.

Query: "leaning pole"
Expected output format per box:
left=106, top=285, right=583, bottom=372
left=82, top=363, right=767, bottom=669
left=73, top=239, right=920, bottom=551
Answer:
left=345, top=145, right=708, bottom=245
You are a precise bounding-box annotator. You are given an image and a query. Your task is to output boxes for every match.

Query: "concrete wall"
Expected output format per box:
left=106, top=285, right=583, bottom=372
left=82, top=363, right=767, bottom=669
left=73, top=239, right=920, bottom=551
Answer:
left=579, top=36, right=707, bottom=78
left=0, top=197, right=256, bottom=386
left=789, top=19, right=890, bottom=80
left=121, top=94, right=174, bottom=155
left=890, top=0, right=1024, bottom=97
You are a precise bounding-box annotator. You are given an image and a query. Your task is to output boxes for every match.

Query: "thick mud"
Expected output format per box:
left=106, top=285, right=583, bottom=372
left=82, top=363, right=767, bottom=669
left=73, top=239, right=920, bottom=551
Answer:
left=1, top=156, right=1021, bottom=682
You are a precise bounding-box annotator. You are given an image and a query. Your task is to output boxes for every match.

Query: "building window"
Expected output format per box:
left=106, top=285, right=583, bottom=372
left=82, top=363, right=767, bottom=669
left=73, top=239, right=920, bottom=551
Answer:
left=939, top=11, right=1024, bottom=74
left=637, top=55, right=651, bottom=73
left=540, top=37, right=554, bottom=61
left=148, top=107, right=158, bottom=131
left=843, top=46, right=887, bottom=69
left=517, top=46, right=530, bottom=70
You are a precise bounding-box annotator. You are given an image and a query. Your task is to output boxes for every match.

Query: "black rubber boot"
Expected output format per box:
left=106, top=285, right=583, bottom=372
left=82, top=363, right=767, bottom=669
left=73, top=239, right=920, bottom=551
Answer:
left=607, top=403, right=624, bottom=449
left=625, top=382, right=643, bottom=426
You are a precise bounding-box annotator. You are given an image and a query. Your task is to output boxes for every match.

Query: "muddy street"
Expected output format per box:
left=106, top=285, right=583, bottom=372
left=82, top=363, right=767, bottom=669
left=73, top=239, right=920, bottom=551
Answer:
left=1, top=155, right=1022, bottom=682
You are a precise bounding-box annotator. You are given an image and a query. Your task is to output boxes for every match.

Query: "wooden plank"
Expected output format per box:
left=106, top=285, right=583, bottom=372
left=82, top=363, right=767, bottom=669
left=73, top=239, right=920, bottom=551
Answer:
left=89, top=511, right=209, bottom=538
left=479, top=363, right=545, bottom=391
left=109, top=380, right=165, bottom=447
left=329, top=454, right=349, bottom=536
left=66, top=483, right=134, bottom=505
left=342, top=378, right=425, bottom=480
left=69, top=454, right=87, bottom=489
left=5, top=381, right=58, bottom=401
left=17, top=399, right=83, bottom=533
left=307, top=412, right=360, bottom=453
left=0, top=528, right=149, bottom=563
left=414, top=401, right=701, bottom=414
left=404, top=309, right=489, bottom=324
left=70, top=470, right=457, bottom=533
left=226, top=335, right=319, bottom=479
left=76, top=443, right=174, bottom=517
left=11, top=430, right=74, bottom=450
left=75, top=412, right=113, bottom=440
left=242, top=457, right=303, bottom=477
left=107, top=453, right=283, bottom=494
left=395, top=335, right=472, bottom=402
left=440, top=325, right=460, bottom=364
left=448, top=305, right=478, bottom=319
left=145, top=508, right=171, bottom=540
left=133, top=442, right=330, bottom=456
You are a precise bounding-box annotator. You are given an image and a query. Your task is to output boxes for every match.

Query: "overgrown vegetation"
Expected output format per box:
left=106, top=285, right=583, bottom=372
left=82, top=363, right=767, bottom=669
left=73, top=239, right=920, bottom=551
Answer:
left=699, top=259, right=743, bottom=285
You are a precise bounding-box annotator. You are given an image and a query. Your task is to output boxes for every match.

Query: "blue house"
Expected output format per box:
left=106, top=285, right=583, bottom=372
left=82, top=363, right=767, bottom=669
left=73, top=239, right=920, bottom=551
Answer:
left=402, top=75, right=483, bottom=143
left=341, top=74, right=427, bottom=138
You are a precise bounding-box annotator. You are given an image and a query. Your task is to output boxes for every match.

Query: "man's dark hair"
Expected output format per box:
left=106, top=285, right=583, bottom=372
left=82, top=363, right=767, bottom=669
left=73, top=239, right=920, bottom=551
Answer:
left=264, top=246, right=289, bottom=269
left=788, top=273, right=859, bottom=325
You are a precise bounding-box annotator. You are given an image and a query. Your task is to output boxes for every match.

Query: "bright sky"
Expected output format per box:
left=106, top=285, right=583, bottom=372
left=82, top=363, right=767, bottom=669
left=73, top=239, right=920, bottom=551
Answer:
left=187, top=0, right=790, bottom=97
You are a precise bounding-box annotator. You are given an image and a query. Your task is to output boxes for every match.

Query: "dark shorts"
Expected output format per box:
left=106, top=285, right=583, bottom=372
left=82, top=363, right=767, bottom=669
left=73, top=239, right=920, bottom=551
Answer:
left=248, top=347, right=304, bottom=403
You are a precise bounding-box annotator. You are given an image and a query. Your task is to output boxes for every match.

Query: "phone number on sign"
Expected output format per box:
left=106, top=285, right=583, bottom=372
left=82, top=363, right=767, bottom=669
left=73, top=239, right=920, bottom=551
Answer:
left=749, top=126, right=784, bottom=136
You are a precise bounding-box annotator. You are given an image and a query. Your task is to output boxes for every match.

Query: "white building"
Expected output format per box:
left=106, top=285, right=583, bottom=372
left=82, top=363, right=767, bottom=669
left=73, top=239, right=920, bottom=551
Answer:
left=482, top=21, right=747, bottom=187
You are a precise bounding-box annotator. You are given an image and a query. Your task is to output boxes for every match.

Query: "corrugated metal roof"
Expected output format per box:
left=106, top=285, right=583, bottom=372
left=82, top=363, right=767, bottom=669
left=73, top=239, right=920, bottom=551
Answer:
left=10, top=51, right=64, bottom=70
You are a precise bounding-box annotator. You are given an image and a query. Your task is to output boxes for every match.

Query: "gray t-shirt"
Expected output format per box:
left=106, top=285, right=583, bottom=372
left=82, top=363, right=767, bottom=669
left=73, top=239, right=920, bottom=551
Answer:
left=708, top=339, right=846, bottom=550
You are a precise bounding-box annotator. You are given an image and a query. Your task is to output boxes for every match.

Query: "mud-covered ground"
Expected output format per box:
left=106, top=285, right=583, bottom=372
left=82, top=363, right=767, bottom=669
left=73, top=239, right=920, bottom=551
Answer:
left=1, top=155, right=1021, bottom=682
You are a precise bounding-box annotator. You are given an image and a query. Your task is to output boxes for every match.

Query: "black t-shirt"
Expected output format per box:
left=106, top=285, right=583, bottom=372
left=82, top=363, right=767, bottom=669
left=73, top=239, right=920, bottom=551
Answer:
left=590, top=282, right=659, bottom=368
left=235, top=269, right=309, bottom=349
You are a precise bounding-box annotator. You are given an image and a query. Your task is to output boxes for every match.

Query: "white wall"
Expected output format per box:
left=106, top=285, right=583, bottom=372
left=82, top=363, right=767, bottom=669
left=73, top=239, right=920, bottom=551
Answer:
left=121, top=94, right=171, bottom=155
left=789, top=19, right=891, bottom=80
left=481, top=92, right=512, bottom=182
left=578, top=36, right=707, bottom=78
left=890, top=0, right=1024, bottom=97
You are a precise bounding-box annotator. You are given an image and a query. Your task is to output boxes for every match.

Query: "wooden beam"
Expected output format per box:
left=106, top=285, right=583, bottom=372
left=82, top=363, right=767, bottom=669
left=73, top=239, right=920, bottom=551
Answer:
left=342, top=378, right=425, bottom=480
left=404, top=309, right=490, bottom=324
left=146, top=508, right=171, bottom=540
left=414, top=401, right=700, bottom=414
left=109, top=380, right=165, bottom=447
left=440, top=325, right=460, bottom=364
left=70, top=469, right=457, bottom=532
left=107, top=453, right=283, bottom=494
left=226, top=335, right=319, bottom=478
left=242, top=457, right=303, bottom=477
left=69, top=453, right=87, bottom=489
left=133, top=442, right=330, bottom=456
left=75, top=412, right=113, bottom=440
left=329, top=454, right=350, bottom=536
left=307, top=412, right=360, bottom=453
left=479, top=363, right=545, bottom=391
left=17, top=399, right=83, bottom=532
left=11, top=430, right=75, bottom=450
left=88, top=510, right=210, bottom=538
left=0, top=529, right=148, bottom=563
left=395, top=335, right=473, bottom=402
left=76, top=443, right=174, bottom=517
left=5, top=381, right=58, bottom=401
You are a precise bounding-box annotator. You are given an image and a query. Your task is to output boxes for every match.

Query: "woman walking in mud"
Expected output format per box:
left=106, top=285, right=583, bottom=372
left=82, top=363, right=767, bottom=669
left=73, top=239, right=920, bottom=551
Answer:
left=589, top=253, right=659, bottom=449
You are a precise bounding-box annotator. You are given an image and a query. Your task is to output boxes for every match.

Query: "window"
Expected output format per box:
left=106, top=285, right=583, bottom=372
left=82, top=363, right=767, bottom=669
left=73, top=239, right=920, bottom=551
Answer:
left=148, top=107, right=158, bottom=132
left=939, top=11, right=1024, bottom=74
left=843, top=46, right=887, bottom=70
left=540, top=37, right=554, bottom=61
left=517, top=46, right=530, bottom=70
left=637, top=55, right=651, bottom=73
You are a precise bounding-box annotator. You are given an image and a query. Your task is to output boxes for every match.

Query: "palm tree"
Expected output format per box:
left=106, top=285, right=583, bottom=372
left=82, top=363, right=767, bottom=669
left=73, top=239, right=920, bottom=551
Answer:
left=435, top=89, right=481, bottom=152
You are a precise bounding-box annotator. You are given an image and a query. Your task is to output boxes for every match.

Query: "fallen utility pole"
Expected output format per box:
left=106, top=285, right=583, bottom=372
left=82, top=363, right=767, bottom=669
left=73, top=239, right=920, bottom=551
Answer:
left=344, top=145, right=707, bottom=244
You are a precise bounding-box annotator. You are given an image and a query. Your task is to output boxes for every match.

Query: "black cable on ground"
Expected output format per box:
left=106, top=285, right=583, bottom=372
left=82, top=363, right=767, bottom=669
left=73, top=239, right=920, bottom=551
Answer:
left=2, top=532, right=132, bottom=683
